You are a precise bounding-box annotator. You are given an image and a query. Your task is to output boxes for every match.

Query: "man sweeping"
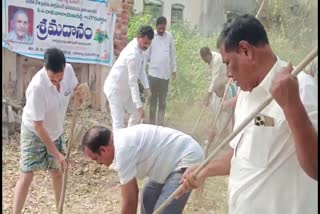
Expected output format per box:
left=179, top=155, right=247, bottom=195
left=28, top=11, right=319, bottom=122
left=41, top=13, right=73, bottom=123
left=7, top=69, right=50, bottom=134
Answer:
left=104, top=25, right=153, bottom=130
left=13, top=48, right=87, bottom=214
left=199, top=47, right=238, bottom=145
left=80, top=124, right=204, bottom=214
left=179, top=14, right=318, bottom=214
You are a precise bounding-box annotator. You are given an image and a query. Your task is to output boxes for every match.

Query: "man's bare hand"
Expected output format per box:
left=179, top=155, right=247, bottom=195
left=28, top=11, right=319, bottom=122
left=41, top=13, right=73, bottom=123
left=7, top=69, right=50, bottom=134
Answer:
left=137, top=107, right=144, bottom=121
left=73, top=83, right=90, bottom=107
left=176, top=165, right=206, bottom=199
left=270, top=63, right=300, bottom=111
left=55, top=152, right=67, bottom=172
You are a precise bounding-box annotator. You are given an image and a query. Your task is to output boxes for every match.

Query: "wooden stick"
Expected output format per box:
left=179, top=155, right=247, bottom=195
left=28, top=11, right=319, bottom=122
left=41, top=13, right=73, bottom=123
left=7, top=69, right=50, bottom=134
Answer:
left=58, top=83, right=90, bottom=214
left=153, top=47, right=318, bottom=214
left=190, top=105, right=207, bottom=135
left=256, top=0, right=267, bottom=20
left=203, top=79, right=232, bottom=155
left=58, top=101, right=79, bottom=214
left=204, top=109, right=234, bottom=158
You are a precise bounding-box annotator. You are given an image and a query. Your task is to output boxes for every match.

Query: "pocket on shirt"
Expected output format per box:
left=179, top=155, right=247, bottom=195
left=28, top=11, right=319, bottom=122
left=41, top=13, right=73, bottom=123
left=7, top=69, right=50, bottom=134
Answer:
left=235, top=125, right=276, bottom=168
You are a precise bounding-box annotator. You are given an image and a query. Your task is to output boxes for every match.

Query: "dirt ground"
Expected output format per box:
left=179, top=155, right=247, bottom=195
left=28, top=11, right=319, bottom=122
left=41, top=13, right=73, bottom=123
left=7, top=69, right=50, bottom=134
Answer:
left=2, top=108, right=228, bottom=214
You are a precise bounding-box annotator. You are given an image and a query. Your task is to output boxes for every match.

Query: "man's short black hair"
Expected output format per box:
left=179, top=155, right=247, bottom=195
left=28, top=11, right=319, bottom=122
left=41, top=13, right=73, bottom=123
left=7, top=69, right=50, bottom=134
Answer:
left=156, top=16, right=167, bottom=26
left=200, top=46, right=211, bottom=58
left=217, top=14, right=269, bottom=52
left=80, top=126, right=111, bottom=154
left=137, top=25, right=154, bottom=40
left=44, top=48, right=66, bottom=73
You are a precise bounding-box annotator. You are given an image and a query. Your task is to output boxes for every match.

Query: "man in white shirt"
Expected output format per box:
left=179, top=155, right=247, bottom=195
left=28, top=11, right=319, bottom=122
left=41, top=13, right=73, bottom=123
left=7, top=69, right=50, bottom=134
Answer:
left=13, top=48, right=86, bottom=214
left=147, top=16, right=177, bottom=126
left=104, top=25, right=153, bottom=130
left=200, top=47, right=238, bottom=147
left=80, top=124, right=204, bottom=214
left=178, top=14, right=318, bottom=214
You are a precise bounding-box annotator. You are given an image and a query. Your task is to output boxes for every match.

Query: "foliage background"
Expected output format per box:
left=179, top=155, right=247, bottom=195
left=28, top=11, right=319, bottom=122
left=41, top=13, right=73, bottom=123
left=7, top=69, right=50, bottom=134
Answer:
left=127, top=0, right=317, bottom=133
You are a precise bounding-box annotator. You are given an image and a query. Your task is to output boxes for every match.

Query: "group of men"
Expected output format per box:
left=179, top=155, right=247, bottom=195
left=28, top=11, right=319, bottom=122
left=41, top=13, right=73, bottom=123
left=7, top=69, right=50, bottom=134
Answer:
left=104, top=16, right=176, bottom=130
left=13, top=14, right=317, bottom=214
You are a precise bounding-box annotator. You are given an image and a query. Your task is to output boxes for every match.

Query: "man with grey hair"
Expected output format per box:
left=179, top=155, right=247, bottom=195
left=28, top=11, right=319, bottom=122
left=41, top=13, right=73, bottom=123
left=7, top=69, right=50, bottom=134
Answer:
left=7, top=8, right=33, bottom=44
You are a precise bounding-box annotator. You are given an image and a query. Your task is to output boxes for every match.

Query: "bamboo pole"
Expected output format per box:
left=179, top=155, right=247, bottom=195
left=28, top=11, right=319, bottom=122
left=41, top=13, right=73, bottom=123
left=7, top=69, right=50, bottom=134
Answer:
left=153, top=47, right=318, bottom=214
left=58, top=83, right=90, bottom=214
left=203, top=79, right=232, bottom=155
left=190, top=105, right=207, bottom=135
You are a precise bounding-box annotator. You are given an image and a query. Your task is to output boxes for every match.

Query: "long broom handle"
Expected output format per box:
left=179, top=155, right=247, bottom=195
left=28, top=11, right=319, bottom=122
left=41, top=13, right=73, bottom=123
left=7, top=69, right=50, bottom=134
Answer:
left=204, top=108, right=234, bottom=158
left=256, top=0, right=267, bottom=20
left=191, top=105, right=207, bottom=135
left=58, top=100, right=79, bottom=214
left=203, top=79, right=232, bottom=155
left=153, top=47, right=318, bottom=214
left=191, top=78, right=231, bottom=135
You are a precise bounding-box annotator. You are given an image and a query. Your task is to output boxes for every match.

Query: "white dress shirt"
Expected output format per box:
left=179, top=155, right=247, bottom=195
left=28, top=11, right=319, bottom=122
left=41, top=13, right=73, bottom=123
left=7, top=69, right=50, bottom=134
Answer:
left=104, top=38, right=149, bottom=109
left=228, top=57, right=318, bottom=214
left=147, top=31, right=177, bottom=80
left=114, top=124, right=204, bottom=184
left=22, top=63, right=78, bottom=141
left=208, top=51, right=228, bottom=93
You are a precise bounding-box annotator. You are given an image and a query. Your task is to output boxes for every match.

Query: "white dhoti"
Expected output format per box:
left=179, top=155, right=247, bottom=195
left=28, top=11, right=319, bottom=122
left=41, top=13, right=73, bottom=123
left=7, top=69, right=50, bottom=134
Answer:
left=106, top=91, right=140, bottom=130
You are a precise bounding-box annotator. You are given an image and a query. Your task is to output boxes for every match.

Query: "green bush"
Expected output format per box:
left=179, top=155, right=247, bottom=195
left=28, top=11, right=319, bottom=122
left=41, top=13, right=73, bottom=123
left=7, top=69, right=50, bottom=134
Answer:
left=127, top=9, right=315, bottom=132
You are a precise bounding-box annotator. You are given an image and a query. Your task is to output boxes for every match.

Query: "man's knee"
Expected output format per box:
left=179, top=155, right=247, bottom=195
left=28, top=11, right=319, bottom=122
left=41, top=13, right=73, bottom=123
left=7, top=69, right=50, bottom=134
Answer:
left=18, top=171, right=34, bottom=184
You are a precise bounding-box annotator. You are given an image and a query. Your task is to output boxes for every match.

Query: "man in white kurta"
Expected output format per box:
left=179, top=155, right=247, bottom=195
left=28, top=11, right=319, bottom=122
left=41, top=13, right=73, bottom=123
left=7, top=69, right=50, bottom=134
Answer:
left=200, top=47, right=237, bottom=145
left=104, top=26, right=153, bottom=130
left=81, top=124, right=204, bottom=214
left=179, top=14, right=317, bottom=214
left=147, top=16, right=177, bottom=126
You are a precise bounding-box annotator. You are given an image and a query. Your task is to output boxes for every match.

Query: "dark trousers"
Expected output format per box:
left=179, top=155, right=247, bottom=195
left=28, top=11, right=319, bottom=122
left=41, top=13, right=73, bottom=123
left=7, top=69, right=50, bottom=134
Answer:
left=148, top=75, right=169, bottom=126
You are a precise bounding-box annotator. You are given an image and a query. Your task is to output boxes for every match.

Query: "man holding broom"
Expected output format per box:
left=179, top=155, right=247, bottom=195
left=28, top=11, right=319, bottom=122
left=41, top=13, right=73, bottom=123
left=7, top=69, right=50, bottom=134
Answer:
left=13, top=48, right=87, bottom=214
left=179, top=14, right=318, bottom=213
left=199, top=47, right=238, bottom=148
left=80, top=124, right=204, bottom=214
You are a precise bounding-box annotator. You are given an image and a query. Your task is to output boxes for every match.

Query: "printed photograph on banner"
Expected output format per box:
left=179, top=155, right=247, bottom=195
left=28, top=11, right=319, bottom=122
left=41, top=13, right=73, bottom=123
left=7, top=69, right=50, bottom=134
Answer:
left=7, top=5, right=34, bottom=44
left=2, top=0, right=115, bottom=66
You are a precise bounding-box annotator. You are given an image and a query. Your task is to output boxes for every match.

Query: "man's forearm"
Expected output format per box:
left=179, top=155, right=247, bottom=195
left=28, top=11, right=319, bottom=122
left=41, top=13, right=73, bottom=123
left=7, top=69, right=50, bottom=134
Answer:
left=203, top=148, right=233, bottom=177
left=283, top=100, right=318, bottom=180
left=34, top=124, right=60, bottom=157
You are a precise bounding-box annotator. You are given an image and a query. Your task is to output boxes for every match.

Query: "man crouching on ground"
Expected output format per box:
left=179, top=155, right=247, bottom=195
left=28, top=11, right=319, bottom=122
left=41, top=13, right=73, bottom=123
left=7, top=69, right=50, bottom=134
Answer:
left=80, top=124, right=204, bottom=214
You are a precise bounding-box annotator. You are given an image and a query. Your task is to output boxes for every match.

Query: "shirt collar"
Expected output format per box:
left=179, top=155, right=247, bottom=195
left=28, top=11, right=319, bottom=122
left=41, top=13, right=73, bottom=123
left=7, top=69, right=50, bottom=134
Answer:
left=133, top=38, right=144, bottom=54
left=258, top=55, right=283, bottom=92
left=41, top=67, right=55, bottom=88
left=154, top=30, right=167, bottom=37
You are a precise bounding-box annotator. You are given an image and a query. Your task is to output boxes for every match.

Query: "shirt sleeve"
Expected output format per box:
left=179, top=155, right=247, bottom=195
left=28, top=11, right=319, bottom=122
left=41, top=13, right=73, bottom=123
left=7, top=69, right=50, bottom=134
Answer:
left=27, top=85, right=47, bottom=121
left=139, top=56, right=149, bottom=89
left=298, top=74, right=318, bottom=132
left=170, top=36, right=177, bottom=73
left=127, top=53, right=143, bottom=108
left=116, top=146, right=137, bottom=185
left=65, top=63, right=79, bottom=91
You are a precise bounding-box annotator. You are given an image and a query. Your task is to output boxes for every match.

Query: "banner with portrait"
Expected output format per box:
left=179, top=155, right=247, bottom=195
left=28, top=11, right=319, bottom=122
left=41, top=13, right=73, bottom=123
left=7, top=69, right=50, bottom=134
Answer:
left=2, top=0, right=116, bottom=66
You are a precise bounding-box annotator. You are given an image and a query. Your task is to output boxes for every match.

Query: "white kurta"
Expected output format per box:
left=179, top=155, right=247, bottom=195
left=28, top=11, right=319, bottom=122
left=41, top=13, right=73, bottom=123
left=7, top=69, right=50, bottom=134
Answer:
left=228, top=57, right=318, bottom=214
left=104, top=38, right=149, bottom=130
left=208, top=51, right=228, bottom=93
